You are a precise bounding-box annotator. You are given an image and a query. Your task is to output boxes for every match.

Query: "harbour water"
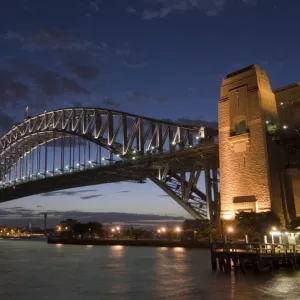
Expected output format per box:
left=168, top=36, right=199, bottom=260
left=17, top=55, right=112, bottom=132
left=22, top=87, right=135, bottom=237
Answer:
left=0, top=240, right=300, bottom=300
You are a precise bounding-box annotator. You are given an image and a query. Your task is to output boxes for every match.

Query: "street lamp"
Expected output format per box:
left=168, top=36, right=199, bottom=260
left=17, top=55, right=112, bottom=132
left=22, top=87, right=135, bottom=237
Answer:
left=111, top=228, right=115, bottom=233
left=161, top=227, right=166, bottom=233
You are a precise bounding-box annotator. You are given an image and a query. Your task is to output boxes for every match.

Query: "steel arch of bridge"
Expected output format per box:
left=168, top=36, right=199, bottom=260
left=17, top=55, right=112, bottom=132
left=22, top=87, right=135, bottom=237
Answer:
left=0, top=107, right=219, bottom=220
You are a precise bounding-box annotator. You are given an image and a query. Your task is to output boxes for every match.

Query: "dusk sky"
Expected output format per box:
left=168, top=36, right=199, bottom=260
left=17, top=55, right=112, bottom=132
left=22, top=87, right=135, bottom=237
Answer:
left=0, top=0, right=298, bottom=222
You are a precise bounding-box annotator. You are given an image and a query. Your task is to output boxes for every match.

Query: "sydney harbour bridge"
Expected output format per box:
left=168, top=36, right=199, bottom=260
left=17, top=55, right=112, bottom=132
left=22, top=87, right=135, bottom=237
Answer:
left=0, top=107, right=219, bottom=221
left=1, top=64, right=300, bottom=225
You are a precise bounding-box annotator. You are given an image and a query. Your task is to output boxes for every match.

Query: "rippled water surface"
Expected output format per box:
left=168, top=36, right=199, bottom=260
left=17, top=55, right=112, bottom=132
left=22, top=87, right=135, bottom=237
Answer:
left=1, top=240, right=300, bottom=300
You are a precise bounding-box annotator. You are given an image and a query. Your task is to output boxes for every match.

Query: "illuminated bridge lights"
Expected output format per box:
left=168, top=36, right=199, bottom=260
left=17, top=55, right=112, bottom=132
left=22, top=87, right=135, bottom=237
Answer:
left=0, top=107, right=218, bottom=220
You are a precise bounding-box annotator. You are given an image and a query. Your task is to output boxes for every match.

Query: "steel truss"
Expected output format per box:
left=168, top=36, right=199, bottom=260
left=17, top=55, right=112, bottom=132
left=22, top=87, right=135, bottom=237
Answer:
left=0, top=107, right=219, bottom=220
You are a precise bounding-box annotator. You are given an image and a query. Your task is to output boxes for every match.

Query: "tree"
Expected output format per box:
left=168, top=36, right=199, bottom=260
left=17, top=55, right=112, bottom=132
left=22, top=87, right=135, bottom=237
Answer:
left=73, top=222, right=89, bottom=239
left=88, top=222, right=104, bottom=237
left=236, top=211, right=281, bottom=241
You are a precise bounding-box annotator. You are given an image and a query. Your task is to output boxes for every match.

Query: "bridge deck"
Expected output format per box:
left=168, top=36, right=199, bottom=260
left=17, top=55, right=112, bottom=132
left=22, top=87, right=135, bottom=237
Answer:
left=0, top=143, right=218, bottom=202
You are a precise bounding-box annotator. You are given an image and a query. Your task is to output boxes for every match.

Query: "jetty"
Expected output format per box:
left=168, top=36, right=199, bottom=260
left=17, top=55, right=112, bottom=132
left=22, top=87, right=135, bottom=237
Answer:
left=210, top=242, right=300, bottom=272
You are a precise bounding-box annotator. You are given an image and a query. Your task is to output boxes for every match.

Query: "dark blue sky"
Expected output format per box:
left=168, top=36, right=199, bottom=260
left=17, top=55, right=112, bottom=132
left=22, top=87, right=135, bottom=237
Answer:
left=0, top=0, right=298, bottom=219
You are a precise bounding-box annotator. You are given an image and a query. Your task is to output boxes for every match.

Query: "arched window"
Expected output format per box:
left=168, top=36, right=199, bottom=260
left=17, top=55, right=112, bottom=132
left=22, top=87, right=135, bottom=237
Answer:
left=231, top=115, right=249, bottom=136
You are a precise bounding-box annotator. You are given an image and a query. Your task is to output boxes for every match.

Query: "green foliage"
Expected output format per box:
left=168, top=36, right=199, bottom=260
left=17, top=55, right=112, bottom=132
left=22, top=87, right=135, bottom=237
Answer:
left=236, top=211, right=281, bottom=239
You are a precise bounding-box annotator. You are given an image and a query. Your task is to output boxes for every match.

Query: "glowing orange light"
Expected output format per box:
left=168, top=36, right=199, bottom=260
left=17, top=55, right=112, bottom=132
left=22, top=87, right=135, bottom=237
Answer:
left=227, top=227, right=234, bottom=233
left=175, top=227, right=181, bottom=233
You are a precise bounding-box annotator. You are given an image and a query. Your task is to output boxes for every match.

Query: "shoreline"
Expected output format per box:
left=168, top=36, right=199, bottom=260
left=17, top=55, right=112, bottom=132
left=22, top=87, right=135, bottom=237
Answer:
left=47, top=238, right=210, bottom=248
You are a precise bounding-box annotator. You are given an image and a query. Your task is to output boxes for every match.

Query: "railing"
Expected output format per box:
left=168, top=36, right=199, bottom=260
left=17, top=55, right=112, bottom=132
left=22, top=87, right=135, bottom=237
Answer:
left=212, top=242, right=300, bottom=256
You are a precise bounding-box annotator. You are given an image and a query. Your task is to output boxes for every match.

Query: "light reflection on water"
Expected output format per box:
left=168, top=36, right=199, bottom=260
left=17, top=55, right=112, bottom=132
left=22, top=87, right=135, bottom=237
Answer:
left=0, top=240, right=300, bottom=300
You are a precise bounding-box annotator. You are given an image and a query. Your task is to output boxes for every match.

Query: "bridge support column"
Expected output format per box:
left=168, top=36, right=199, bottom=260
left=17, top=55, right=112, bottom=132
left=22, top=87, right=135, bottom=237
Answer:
left=219, top=65, right=285, bottom=222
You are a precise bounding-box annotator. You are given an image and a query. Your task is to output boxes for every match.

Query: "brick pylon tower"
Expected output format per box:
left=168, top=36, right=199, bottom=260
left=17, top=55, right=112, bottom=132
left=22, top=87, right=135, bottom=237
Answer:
left=218, top=65, right=285, bottom=221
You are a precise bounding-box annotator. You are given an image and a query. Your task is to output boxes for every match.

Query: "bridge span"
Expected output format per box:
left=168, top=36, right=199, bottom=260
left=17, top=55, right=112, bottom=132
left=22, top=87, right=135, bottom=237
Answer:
left=3, top=64, right=300, bottom=226
left=0, top=108, right=219, bottom=221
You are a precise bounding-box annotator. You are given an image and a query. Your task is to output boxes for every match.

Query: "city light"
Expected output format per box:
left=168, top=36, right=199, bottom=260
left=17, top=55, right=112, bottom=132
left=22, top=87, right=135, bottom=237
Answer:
left=223, top=213, right=233, bottom=220
left=116, top=226, right=120, bottom=231
left=111, top=228, right=115, bottom=233
left=157, top=229, right=161, bottom=233
left=161, top=227, right=166, bottom=233
left=272, top=226, right=277, bottom=231
left=283, top=125, right=288, bottom=129
left=227, top=227, right=234, bottom=233
left=175, top=227, right=181, bottom=233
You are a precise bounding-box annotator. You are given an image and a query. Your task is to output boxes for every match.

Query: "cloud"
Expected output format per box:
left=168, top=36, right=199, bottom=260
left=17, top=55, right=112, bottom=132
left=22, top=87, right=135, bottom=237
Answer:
left=0, top=111, right=15, bottom=132
left=124, top=59, right=148, bottom=69
left=142, top=0, right=257, bottom=20
left=116, top=42, right=131, bottom=56
left=80, top=194, right=104, bottom=200
left=127, top=91, right=168, bottom=103
left=242, top=0, right=258, bottom=4
left=7, top=58, right=88, bottom=99
left=102, top=98, right=121, bottom=108
left=0, top=210, right=185, bottom=228
left=187, top=87, right=197, bottom=92
left=35, top=71, right=88, bottom=98
left=0, top=69, right=30, bottom=108
left=72, top=101, right=83, bottom=107
left=162, top=117, right=218, bottom=128
left=99, top=41, right=110, bottom=51
left=4, top=28, right=102, bottom=53
left=90, top=0, right=103, bottom=12
left=42, top=189, right=98, bottom=197
left=126, top=7, right=136, bottom=14
left=67, top=63, right=99, bottom=80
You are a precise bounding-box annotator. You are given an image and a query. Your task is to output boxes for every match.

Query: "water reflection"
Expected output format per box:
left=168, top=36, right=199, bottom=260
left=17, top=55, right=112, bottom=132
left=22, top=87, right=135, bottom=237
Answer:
left=111, top=245, right=124, bottom=251
left=0, top=241, right=300, bottom=300
left=173, top=247, right=185, bottom=253
left=160, top=247, right=168, bottom=251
